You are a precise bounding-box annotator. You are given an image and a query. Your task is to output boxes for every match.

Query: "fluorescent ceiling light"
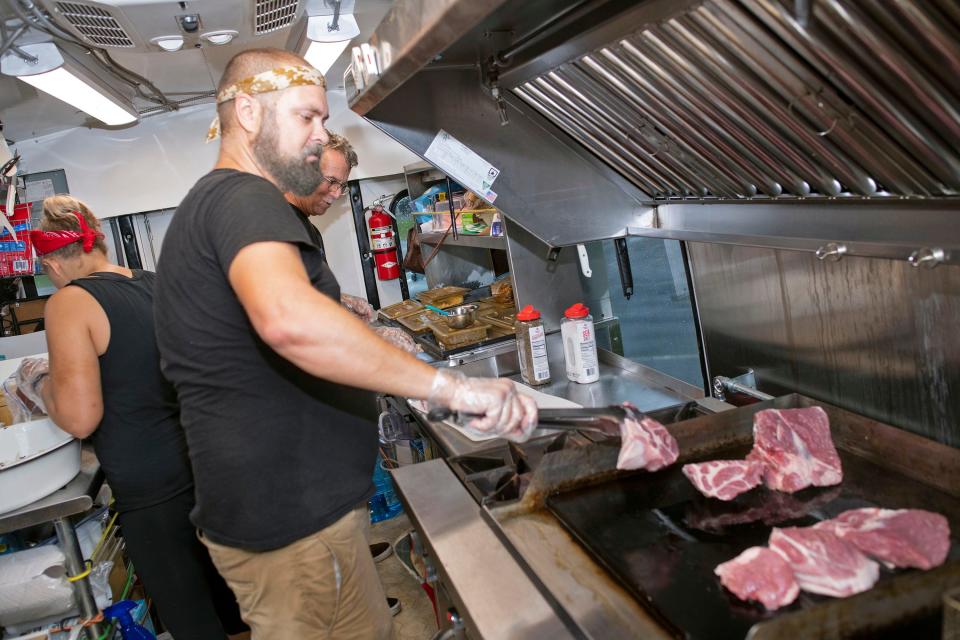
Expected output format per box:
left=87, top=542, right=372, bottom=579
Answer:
left=304, top=40, right=352, bottom=75
left=1, top=43, right=137, bottom=126
left=303, top=13, right=359, bottom=75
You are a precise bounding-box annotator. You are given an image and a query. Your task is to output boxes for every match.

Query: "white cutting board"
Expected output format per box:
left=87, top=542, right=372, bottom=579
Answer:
left=410, top=381, right=582, bottom=442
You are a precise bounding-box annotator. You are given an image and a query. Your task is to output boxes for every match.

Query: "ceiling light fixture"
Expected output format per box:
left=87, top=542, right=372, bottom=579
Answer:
left=303, top=13, right=359, bottom=75
left=201, top=30, right=238, bottom=46
left=151, top=35, right=185, bottom=52
left=0, top=43, right=138, bottom=126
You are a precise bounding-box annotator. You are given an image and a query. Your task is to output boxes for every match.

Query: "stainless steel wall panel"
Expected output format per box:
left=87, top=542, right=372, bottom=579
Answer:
left=504, top=219, right=587, bottom=332
left=364, top=68, right=651, bottom=246
left=689, top=243, right=960, bottom=447
left=643, top=201, right=960, bottom=266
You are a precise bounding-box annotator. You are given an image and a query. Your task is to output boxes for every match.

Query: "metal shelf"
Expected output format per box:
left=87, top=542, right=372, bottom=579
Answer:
left=420, top=232, right=506, bottom=250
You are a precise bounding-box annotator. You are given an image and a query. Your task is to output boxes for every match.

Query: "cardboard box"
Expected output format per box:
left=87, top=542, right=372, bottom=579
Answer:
left=12, top=299, right=46, bottom=333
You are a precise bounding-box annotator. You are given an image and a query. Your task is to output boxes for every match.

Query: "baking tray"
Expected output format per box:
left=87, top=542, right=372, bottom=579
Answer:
left=379, top=299, right=424, bottom=320
left=545, top=394, right=960, bottom=640
left=396, top=310, right=441, bottom=334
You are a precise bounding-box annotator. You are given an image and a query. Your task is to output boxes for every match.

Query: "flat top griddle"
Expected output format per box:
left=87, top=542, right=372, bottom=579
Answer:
left=544, top=396, right=960, bottom=640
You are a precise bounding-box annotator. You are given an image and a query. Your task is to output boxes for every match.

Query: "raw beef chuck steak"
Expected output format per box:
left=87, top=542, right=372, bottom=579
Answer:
left=682, top=460, right=764, bottom=501
left=769, top=527, right=879, bottom=597
left=715, top=546, right=800, bottom=610
left=815, top=508, right=950, bottom=570
left=749, top=407, right=842, bottom=493
left=616, top=404, right=679, bottom=471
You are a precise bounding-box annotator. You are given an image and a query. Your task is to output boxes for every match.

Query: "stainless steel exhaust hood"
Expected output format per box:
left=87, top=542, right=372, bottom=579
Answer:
left=350, top=0, right=960, bottom=260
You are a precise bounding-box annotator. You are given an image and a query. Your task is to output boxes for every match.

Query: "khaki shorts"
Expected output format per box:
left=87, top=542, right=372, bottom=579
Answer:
left=201, top=506, right=392, bottom=640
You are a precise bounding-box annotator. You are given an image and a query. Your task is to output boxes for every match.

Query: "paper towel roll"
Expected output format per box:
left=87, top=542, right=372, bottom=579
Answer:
left=0, top=546, right=75, bottom=626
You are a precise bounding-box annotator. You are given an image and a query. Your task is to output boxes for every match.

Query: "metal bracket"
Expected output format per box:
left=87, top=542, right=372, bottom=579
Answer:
left=575, top=243, right=592, bottom=278
left=908, top=247, right=946, bottom=269
left=815, top=242, right=847, bottom=262
left=546, top=246, right=561, bottom=263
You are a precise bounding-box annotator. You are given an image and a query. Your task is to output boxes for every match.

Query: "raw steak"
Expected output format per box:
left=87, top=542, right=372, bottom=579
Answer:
left=715, top=546, right=800, bottom=610
left=682, top=460, right=764, bottom=501
left=769, top=527, right=879, bottom=597
left=815, top=508, right=950, bottom=570
left=749, top=407, right=842, bottom=493
left=616, top=404, right=679, bottom=471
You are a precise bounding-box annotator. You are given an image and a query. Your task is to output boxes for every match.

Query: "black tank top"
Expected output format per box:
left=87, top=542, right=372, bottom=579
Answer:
left=69, top=270, right=193, bottom=512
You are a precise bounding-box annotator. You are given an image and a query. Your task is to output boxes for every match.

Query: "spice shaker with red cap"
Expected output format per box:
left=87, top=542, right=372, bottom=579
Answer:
left=515, top=304, right=551, bottom=386
left=561, top=302, right=599, bottom=384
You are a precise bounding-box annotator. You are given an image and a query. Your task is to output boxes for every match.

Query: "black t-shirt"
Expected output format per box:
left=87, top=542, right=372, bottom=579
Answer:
left=154, top=169, right=378, bottom=551
left=69, top=270, right=193, bottom=512
left=290, top=203, right=326, bottom=261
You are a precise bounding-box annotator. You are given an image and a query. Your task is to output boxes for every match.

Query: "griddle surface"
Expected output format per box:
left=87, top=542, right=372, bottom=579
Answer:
left=546, top=447, right=960, bottom=640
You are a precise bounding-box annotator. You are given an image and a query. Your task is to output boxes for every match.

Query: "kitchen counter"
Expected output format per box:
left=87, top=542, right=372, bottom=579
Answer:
left=410, top=332, right=705, bottom=458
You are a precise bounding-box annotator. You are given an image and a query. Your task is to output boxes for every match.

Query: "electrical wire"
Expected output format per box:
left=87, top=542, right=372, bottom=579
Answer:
left=12, top=0, right=169, bottom=103
left=4, top=0, right=215, bottom=113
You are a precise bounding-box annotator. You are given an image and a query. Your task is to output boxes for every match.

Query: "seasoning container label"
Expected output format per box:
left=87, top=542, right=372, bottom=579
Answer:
left=529, top=326, right=550, bottom=382
left=562, top=319, right=599, bottom=383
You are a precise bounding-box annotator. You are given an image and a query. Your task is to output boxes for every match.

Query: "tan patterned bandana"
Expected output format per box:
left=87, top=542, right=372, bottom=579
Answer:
left=206, top=65, right=327, bottom=142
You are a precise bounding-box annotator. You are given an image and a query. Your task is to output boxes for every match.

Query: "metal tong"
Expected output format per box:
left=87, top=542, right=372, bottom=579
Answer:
left=427, top=406, right=627, bottom=437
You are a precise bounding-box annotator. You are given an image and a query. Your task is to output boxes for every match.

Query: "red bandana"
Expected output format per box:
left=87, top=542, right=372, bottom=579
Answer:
left=30, top=210, right=103, bottom=256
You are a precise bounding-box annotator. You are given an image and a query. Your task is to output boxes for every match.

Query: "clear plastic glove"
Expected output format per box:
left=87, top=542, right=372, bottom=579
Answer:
left=341, top=293, right=376, bottom=323
left=372, top=326, right=422, bottom=354
left=13, top=357, right=49, bottom=414
left=427, top=369, right=538, bottom=442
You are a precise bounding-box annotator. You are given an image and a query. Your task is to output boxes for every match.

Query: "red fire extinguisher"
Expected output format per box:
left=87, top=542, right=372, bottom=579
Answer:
left=367, top=204, right=400, bottom=280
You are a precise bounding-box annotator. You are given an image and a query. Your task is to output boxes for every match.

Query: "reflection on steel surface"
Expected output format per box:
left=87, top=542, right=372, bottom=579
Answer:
left=689, top=243, right=960, bottom=447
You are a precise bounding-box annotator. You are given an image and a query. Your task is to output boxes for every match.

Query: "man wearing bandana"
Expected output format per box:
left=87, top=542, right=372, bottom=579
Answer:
left=153, top=48, right=538, bottom=638
left=14, top=196, right=248, bottom=640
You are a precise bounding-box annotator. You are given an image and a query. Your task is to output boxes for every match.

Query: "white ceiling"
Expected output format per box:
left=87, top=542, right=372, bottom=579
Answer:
left=0, top=0, right=393, bottom=142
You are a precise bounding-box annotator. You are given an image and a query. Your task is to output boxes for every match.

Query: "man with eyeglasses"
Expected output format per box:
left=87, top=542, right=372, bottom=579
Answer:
left=284, top=133, right=418, bottom=354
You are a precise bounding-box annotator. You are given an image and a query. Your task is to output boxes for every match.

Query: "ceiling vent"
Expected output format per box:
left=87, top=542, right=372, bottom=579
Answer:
left=255, top=0, right=299, bottom=35
left=54, top=1, right=134, bottom=47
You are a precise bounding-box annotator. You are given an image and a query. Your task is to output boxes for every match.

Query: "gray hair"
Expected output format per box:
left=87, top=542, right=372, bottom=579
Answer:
left=325, top=132, right=358, bottom=168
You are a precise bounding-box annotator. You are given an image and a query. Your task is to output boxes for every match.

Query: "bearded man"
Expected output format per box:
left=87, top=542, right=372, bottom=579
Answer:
left=153, top=48, right=536, bottom=638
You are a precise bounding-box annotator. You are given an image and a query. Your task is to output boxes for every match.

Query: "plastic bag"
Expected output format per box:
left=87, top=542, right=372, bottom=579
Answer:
left=3, top=377, right=38, bottom=425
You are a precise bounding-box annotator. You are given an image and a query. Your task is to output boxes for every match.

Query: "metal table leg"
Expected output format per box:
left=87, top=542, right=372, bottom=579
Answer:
left=54, top=516, right=104, bottom=640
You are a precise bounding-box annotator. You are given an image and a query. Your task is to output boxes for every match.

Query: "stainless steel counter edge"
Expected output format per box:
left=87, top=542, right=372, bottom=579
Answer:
left=391, top=459, right=578, bottom=640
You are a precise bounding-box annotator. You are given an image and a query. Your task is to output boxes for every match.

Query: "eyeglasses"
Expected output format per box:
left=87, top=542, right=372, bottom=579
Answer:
left=321, top=175, right=348, bottom=196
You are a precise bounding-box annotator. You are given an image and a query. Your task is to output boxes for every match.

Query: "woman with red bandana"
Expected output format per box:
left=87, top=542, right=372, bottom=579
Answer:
left=14, top=195, right=248, bottom=640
